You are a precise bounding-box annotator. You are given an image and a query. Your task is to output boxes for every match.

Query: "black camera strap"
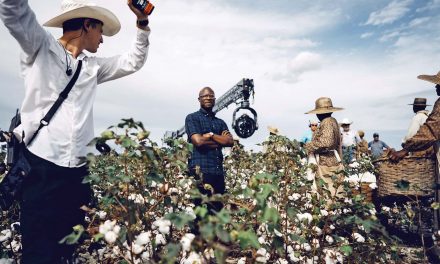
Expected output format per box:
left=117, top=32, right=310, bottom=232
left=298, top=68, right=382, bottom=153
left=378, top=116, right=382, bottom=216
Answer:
left=27, top=60, right=83, bottom=146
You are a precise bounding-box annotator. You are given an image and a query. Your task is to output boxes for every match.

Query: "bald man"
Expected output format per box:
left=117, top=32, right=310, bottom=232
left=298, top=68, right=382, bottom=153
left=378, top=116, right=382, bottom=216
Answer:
left=185, top=87, right=233, bottom=215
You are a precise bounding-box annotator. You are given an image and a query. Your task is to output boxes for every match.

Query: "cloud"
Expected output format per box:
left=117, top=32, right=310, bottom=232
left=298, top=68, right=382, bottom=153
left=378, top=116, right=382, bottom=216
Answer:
left=364, top=0, right=413, bottom=26
left=360, top=32, right=374, bottom=39
left=271, top=51, right=323, bottom=83
left=379, top=31, right=402, bottom=42
left=416, top=0, right=440, bottom=12
left=408, top=17, right=431, bottom=28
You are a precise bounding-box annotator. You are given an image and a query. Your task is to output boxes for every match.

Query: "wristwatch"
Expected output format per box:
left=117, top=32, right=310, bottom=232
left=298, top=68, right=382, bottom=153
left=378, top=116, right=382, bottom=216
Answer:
left=137, top=19, right=149, bottom=27
left=208, top=132, right=214, bottom=138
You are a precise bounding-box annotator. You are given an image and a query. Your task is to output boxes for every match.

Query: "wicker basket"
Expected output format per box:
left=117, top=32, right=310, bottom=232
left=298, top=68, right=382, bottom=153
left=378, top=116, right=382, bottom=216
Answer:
left=351, top=182, right=374, bottom=202
left=374, top=156, right=436, bottom=197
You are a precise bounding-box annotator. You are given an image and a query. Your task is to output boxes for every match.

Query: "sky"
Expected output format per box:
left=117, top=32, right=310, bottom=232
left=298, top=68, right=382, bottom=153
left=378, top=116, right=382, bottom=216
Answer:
left=1, top=0, right=440, bottom=151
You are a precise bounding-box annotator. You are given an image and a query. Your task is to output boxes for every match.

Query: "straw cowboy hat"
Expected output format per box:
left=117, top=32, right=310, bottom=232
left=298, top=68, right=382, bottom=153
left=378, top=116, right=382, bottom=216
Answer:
left=358, top=130, right=365, bottom=137
left=43, top=0, right=121, bottom=36
left=267, top=126, right=280, bottom=135
left=408, top=97, right=431, bottom=106
left=305, top=97, right=344, bottom=114
left=418, top=71, right=440, bottom=85
left=340, top=118, right=353, bottom=125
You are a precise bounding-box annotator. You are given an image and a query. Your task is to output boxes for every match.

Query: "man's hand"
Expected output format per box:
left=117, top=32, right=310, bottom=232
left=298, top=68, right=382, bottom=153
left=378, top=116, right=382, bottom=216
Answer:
left=127, top=0, right=149, bottom=30
left=388, top=149, right=408, bottom=162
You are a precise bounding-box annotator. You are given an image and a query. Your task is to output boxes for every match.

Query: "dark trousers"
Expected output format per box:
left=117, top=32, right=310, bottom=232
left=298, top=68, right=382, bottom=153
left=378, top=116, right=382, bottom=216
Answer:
left=20, top=149, right=92, bottom=264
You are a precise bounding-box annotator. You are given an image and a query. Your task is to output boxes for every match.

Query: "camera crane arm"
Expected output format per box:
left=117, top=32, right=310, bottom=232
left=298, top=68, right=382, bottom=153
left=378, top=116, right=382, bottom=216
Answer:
left=164, top=78, right=258, bottom=139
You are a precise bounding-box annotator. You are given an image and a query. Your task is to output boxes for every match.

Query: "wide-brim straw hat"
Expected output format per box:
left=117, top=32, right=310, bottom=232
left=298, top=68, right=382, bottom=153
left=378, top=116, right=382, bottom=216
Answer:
left=340, top=118, right=353, bottom=125
left=43, top=0, right=121, bottom=37
left=267, top=126, right=280, bottom=135
left=408, top=97, right=431, bottom=106
left=305, top=97, right=344, bottom=114
left=418, top=71, right=440, bottom=85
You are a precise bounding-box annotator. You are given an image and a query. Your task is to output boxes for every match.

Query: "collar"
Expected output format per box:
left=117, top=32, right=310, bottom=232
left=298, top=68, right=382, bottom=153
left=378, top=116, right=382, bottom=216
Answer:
left=416, top=110, right=429, bottom=115
left=199, top=108, right=215, bottom=117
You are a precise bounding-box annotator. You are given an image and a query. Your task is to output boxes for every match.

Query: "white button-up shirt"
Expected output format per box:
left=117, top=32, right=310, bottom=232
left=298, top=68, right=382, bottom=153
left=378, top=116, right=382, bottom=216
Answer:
left=340, top=129, right=360, bottom=147
left=403, top=110, right=430, bottom=143
left=0, top=0, right=150, bottom=167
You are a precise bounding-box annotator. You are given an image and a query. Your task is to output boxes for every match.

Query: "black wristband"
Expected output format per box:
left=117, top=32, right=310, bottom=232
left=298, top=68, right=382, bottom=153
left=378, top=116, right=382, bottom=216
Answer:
left=137, top=19, right=149, bottom=27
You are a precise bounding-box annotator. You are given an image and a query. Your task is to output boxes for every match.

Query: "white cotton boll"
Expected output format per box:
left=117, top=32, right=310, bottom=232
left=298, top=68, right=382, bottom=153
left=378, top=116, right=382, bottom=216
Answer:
left=369, top=208, right=377, bottom=215
left=237, top=257, right=247, bottom=264
left=97, top=211, right=107, bottom=220
left=158, top=225, right=170, bottom=235
left=344, top=198, right=353, bottom=205
left=151, top=181, right=157, bottom=188
left=353, top=232, right=365, bottom=243
left=382, top=206, right=390, bottom=212
left=369, top=182, right=377, bottom=189
left=325, top=235, right=334, bottom=244
left=291, top=193, right=301, bottom=201
left=84, top=216, right=91, bottom=222
left=324, top=249, right=344, bottom=264
left=155, top=234, right=166, bottom=245
left=0, top=258, right=14, bottom=264
left=312, top=226, right=322, bottom=235
left=256, top=248, right=269, bottom=263
left=113, top=225, right=121, bottom=235
left=203, top=248, right=215, bottom=259
left=241, top=184, right=247, bottom=190
left=276, top=258, right=288, bottom=264
left=180, top=233, right=195, bottom=252
left=104, top=231, right=118, bottom=244
left=141, top=250, right=151, bottom=260
left=184, top=207, right=196, bottom=220
left=0, top=230, right=12, bottom=242
left=131, top=243, right=144, bottom=255
left=258, top=236, right=266, bottom=245
left=289, top=252, right=300, bottom=262
left=320, top=209, right=329, bottom=216
left=349, top=162, right=359, bottom=168
left=301, top=243, right=311, bottom=252
left=312, top=239, right=320, bottom=248
left=287, top=245, right=294, bottom=254
left=10, top=240, right=21, bottom=252
left=182, top=252, right=202, bottom=264
left=329, top=224, right=335, bottom=230
left=297, top=213, right=313, bottom=224
left=10, top=222, right=20, bottom=232
left=135, top=232, right=151, bottom=246
left=99, top=220, right=116, bottom=234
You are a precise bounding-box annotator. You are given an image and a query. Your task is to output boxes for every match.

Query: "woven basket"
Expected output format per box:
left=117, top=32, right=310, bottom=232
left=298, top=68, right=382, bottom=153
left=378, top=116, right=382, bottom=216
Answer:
left=374, top=156, right=435, bottom=197
left=351, top=182, right=374, bottom=202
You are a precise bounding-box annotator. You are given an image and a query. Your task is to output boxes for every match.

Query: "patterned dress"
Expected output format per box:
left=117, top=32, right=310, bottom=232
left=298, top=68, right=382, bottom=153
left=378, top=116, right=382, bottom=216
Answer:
left=305, top=117, right=342, bottom=166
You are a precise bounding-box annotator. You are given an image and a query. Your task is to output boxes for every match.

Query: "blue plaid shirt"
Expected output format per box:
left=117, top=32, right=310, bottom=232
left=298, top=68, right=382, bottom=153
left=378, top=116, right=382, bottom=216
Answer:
left=185, top=108, right=229, bottom=175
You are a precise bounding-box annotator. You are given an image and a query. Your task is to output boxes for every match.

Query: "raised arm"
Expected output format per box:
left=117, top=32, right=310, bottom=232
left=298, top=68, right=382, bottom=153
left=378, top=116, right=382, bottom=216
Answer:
left=0, top=0, right=48, bottom=59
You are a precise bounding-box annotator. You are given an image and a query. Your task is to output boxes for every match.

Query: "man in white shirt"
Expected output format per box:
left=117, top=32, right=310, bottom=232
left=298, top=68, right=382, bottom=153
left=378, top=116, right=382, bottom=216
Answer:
left=0, top=0, right=150, bottom=262
left=403, top=98, right=430, bottom=144
left=340, top=118, right=360, bottom=163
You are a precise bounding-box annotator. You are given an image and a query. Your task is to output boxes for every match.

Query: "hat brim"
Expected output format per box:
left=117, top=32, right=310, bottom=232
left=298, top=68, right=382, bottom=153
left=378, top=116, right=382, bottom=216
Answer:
left=408, top=103, right=431, bottom=106
left=43, top=6, right=121, bottom=37
left=418, top=74, right=440, bottom=85
left=305, top=107, right=344, bottom=115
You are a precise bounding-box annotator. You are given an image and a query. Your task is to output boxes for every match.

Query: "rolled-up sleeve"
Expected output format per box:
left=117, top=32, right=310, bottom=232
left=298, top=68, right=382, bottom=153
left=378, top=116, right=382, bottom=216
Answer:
left=185, top=114, right=200, bottom=140
left=0, top=0, right=48, bottom=60
left=97, top=28, right=150, bottom=84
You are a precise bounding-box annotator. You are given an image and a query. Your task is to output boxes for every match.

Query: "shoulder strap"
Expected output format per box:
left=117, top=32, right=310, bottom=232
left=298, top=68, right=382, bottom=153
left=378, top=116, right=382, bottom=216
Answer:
left=27, top=60, right=83, bottom=146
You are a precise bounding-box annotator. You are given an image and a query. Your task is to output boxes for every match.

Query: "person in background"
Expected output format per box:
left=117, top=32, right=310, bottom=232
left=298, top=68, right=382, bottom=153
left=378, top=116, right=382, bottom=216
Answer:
left=304, top=97, right=344, bottom=198
left=403, top=98, right=430, bottom=144
left=0, top=0, right=151, bottom=262
left=300, top=120, right=319, bottom=144
left=368, top=133, right=390, bottom=159
left=340, top=118, right=360, bottom=163
left=356, top=130, right=369, bottom=159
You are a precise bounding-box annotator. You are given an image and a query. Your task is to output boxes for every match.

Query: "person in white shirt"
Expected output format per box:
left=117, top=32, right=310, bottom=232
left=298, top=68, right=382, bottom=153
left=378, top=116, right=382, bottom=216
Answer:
left=0, top=0, right=150, bottom=262
left=403, top=98, right=430, bottom=144
left=340, top=118, right=360, bottom=163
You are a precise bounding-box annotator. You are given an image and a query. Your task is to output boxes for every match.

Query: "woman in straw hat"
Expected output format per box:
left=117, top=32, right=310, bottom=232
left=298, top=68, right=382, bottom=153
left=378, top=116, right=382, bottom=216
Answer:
left=389, top=72, right=440, bottom=262
left=304, top=97, right=344, bottom=198
left=0, top=0, right=151, bottom=262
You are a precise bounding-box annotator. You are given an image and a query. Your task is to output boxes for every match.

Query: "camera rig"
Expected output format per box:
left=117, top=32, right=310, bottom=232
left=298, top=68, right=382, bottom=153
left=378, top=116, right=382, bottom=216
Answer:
left=164, top=78, right=258, bottom=139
